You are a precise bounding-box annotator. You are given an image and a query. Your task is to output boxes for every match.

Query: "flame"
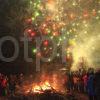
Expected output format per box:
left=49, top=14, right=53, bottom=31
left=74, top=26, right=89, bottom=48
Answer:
left=24, top=73, right=66, bottom=94
left=32, top=81, right=52, bottom=93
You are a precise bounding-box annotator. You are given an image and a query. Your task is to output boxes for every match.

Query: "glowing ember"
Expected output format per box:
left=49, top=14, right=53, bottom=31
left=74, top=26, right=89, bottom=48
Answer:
left=31, top=81, right=52, bottom=93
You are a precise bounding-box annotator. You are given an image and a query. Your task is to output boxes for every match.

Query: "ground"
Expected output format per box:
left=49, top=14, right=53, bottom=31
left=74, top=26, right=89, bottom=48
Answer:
left=75, top=92, right=88, bottom=100
left=0, top=92, right=89, bottom=100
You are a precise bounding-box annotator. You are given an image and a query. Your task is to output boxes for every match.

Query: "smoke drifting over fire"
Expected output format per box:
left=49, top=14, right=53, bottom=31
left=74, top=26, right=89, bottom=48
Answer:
left=71, top=20, right=100, bottom=70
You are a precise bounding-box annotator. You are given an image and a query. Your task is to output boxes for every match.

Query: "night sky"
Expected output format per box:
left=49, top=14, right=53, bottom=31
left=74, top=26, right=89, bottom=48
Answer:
left=0, top=0, right=100, bottom=74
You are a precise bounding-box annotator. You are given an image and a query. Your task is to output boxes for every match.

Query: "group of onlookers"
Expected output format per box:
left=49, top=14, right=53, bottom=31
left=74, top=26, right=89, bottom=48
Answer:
left=0, top=69, right=100, bottom=100
left=66, top=69, right=100, bottom=100
left=0, top=73, right=24, bottom=98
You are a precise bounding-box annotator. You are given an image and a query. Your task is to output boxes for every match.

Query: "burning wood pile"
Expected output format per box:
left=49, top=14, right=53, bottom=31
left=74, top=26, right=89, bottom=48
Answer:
left=14, top=73, right=76, bottom=100
left=28, top=81, right=56, bottom=93
left=23, top=73, right=67, bottom=95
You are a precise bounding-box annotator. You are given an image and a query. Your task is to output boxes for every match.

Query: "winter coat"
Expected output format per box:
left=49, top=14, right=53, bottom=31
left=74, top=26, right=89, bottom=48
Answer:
left=87, top=74, right=95, bottom=96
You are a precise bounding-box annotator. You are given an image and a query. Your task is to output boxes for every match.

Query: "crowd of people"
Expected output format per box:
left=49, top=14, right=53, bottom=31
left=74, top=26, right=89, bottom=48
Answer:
left=66, top=68, right=100, bottom=100
left=0, top=73, right=24, bottom=98
left=0, top=68, right=100, bottom=100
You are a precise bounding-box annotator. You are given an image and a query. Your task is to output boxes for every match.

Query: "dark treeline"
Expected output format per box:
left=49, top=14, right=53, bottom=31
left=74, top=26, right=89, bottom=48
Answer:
left=0, top=0, right=35, bottom=74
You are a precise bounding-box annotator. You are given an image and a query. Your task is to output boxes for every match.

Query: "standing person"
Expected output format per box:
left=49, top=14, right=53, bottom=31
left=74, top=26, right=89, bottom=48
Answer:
left=87, top=72, right=95, bottom=100
left=18, top=73, right=24, bottom=86
left=0, top=73, right=2, bottom=96
left=8, top=75, right=16, bottom=96
left=66, top=72, right=74, bottom=92
left=83, top=73, right=88, bottom=93
left=1, top=75, right=7, bottom=96
left=73, top=74, right=79, bottom=91
left=94, top=70, right=100, bottom=100
left=78, top=74, right=84, bottom=92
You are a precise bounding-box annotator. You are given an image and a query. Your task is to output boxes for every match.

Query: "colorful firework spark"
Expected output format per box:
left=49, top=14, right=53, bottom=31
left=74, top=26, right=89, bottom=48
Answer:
left=25, top=0, right=100, bottom=70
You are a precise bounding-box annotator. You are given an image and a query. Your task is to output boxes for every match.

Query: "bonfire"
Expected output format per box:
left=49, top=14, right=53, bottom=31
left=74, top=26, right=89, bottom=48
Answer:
left=24, top=73, right=67, bottom=94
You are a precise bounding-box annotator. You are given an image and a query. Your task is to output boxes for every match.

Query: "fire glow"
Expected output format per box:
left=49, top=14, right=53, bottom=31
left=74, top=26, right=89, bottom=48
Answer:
left=31, top=81, right=54, bottom=93
left=24, top=73, right=66, bottom=94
